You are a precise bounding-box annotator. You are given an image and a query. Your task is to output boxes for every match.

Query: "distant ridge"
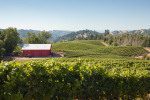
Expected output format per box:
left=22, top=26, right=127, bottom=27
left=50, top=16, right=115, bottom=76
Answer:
left=111, top=28, right=150, bottom=35
left=17, top=29, right=72, bottom=42
left=1, top=28, right=150, bottom=42
left=56, top=29, right=102, bottom=42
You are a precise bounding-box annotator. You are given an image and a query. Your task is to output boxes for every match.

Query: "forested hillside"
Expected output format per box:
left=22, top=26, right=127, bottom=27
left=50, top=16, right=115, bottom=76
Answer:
left=57, top=29, right=150, bottom=47
left=8, top=28, right=150, bottom=47
left=56, top=29, right=102, bottom=41
left=103, top=33, right=150, bottom=47
left=17, top=29, right=72, bottom=42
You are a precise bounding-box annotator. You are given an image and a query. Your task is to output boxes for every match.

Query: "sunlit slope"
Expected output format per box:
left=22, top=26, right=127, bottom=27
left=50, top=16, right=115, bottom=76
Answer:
left=52, top=40, right=147, bottom=58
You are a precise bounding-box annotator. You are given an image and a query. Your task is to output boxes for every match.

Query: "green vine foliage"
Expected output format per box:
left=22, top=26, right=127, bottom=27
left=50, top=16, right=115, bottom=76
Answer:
left=0, top=58, right=150, bottom=99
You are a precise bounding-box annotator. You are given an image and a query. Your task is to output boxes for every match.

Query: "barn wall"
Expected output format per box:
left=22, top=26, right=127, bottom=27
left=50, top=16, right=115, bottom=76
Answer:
left=22, top=50, right=51, bottom=57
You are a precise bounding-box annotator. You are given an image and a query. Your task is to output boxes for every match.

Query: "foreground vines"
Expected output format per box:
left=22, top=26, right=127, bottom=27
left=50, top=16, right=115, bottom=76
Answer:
left=0, top=58, right=150, bottom=99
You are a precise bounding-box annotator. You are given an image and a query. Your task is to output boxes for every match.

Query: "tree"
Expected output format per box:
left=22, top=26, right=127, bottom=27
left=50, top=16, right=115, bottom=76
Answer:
left=25, top=31, right=51, bottom=44
left=0, top=31, right=4, bottom=57
left=142, top=37, right=150, bottom=47
left=105, top=29, right=110, bottom=35
left=38, top=31, right=51, bottom=43
left=26, top=32, right=40, bottom=44
left=0, top=30, right=5, bottom=40
left=3, top=28, right=20, bottom=55
left=0, top=40, right=5, bottom=57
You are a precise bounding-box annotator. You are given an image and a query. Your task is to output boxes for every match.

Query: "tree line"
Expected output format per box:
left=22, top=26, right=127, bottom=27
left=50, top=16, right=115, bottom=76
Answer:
left=103, top=33, right=150, bottom=47
left=0, top=28, right=20, bottom=57
left=1, top=28, right=150, bottom=58
left=23, top=31, right=51, bottom=44
left=0, top=27, right=51, bottom=58
left=69, top=29, right=150, bottom=47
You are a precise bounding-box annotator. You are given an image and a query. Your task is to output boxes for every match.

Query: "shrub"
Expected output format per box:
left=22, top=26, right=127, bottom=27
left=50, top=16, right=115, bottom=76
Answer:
left=13, top=46, right=22, bottom=56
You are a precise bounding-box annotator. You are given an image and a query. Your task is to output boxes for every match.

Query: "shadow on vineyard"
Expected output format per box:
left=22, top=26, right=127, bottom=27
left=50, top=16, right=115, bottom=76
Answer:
left=0, top=59, right=150, bottom=99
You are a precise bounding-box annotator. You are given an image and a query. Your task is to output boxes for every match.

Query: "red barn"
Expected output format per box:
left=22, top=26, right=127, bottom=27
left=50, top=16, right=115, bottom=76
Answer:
left=22, top=44, right=52, bottom=57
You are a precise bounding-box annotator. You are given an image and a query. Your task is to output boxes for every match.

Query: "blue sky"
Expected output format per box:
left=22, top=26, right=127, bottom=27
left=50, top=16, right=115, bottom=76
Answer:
left=0, top=0, right=150, bottom=31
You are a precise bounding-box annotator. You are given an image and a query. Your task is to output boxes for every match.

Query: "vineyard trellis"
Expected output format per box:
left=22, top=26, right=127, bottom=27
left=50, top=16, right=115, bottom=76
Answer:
left=0, top=58, right=150, bottom=99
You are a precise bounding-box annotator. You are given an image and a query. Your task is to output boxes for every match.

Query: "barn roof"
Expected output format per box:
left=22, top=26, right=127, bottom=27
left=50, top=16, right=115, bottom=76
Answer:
left=22, top=44, right=51, bottom=50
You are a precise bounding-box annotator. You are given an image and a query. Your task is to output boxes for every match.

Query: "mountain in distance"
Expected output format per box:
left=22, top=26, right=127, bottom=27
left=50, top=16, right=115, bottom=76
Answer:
left=112, top=28, right=150, bottom=35
left=17, top=29, right=72, bottom=42
left=17, top=29, right=41, bottom=38
left=56, top=29, right=102, bottom=42
left=49, top=30, right=73, bottom=41
left=5, top=28, right=150, bottom=42
left=56, top=28, right=150, bottom=42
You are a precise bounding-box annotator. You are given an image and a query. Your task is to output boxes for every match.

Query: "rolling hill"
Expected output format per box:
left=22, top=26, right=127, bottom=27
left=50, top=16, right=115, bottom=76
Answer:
left=17, top=28, right=150, bottom=42
left=56, top=30, right=102, bottom=42
left=52, top=40, right=147, bottom=58
left=112, top=28, right=150, bottom=35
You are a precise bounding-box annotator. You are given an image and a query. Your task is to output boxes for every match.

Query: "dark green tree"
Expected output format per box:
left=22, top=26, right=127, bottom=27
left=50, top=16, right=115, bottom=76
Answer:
left=0, top=40, right=5, bottom=57
left=26, top=32, right=40, bottom=44
left=25, top=31, right=51, bottom=44
left=38, top=31, right=51, bottom=43
left=105, top=29, right=110, bottom=35
left=3, top=28, right=20, bottom=55
left=142, top=37, right=150, bottom=47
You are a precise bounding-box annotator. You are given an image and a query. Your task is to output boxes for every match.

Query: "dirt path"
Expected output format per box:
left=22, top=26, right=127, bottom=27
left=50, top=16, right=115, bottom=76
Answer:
left=144, top=47, right=150, bottom=52
left=101, top=41, right=109, bottom=46
left=144, top=47, right=150, bottom=57
left=14, top=57, right=48, bottom=62
left=133, top=47, right=150, bottom=59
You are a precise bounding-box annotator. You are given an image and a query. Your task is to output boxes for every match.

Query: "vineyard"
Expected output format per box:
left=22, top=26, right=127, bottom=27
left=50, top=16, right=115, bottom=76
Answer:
left=52, top=40, right=147, bottom=58
left=0, top=58, right=150, bottom=99
left=0, top=40, right=149, bottom=99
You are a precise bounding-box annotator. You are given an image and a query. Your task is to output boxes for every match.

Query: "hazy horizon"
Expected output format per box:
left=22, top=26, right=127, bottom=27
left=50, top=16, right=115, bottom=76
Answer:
left=0, top=0, right=150, bottom=31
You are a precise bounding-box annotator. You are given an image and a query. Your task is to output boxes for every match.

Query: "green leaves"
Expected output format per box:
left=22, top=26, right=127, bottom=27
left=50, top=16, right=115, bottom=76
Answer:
left=0, top=59, right=150, bottom=99
left=0, top=27, right=20, bottom=57
left=25, top=31, right=51, bottom=44
left=3, top=28, right=20, bottom=55
left=52, top=40, right=147, bottom=58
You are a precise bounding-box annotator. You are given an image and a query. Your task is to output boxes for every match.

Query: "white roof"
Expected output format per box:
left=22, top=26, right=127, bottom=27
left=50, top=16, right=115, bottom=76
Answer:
left=22, top=44, right=51, bottom=50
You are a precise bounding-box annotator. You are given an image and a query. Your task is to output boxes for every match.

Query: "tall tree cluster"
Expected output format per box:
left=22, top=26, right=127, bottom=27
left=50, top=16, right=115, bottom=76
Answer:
left=24, top=31, right=51, bottom=44
left=0, top=28, right=20, bottom=57
left=67, top=30, right=150, bottom=47
left=103, top=33, right=150, bottom=47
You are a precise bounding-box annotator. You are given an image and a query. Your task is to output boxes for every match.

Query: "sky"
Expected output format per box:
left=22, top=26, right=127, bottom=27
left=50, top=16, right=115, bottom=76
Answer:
left=0, top=0, right=150, bottom=31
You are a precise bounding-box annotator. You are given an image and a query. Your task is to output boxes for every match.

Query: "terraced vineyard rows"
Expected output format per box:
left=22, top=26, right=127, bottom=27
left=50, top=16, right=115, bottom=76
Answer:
left=53, top=40, right=147, bottom=58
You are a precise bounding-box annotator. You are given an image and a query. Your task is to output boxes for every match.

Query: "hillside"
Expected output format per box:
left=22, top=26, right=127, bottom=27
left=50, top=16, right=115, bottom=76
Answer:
left=56, top=30, right=102, bottom=42
left=56, top=29, right=150, bottom=42
left=52, top=40, right=147, bottom=58
left=17, top=28, right=150, bottom=44
left=112, top=28, right=150, bottom=35
left=17, top=29, right=72, bottom=42
left=17, top=29, right=41, bottom=38
left=49, top=30, right=72, bottom=41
